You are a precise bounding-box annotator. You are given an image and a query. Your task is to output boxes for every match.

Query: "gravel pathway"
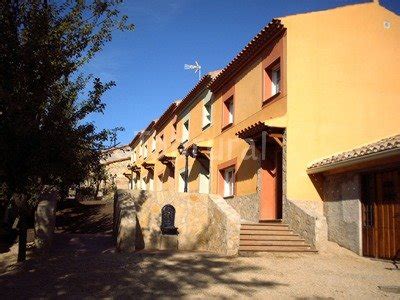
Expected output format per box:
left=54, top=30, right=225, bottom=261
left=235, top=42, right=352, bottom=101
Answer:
left=0, top=234, right=399, bottom=299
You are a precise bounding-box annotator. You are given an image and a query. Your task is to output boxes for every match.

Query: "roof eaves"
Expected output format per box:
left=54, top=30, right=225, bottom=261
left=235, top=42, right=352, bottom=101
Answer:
left=174, top=74, right=214, bottom=116
left=307, top=134, right=400, bottom=174
left=154, top=100, right=181, bottom=131
left=209, top=19, right=285, bottom=93
left=129, top=131, right=143, bottom=147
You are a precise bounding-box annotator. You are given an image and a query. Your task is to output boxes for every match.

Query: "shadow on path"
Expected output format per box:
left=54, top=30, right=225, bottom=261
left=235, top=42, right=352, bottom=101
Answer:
left=0, top=233, right=285, bottom=298
left=56, top=198, right=113, bottom=234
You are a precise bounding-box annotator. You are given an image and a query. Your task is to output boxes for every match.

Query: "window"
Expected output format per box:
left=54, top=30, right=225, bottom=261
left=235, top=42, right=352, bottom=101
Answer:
left=202, top=100, right=212, bottom=129
left=223, top=97, right=234, bottom=128
left=271, top=64, right=280, bottom=96
left=141, top=177, right=146, bottom=190
left=171, top=123, right=177, bottom=142
left=159, top=134, right=164, bottom=152
left=139, top=141, right=143, bottom=157
left=132, top=151, right=137, bottom=162
left=223, top=167, right=235, bottom=197
left=178, top=170, right=186, bottom=193
left=148, top=171, right=154, bottom=191
left=265, top=61, right=281, bottom=99
left=182, top=119, right=189, bottom=143
left=143, top=144, right=148, bottom=158
left=158, top=174, right=163, bottom=191
left=131, top=177, right=136, bottom=190
left=151, top=135, right=156, bottom=152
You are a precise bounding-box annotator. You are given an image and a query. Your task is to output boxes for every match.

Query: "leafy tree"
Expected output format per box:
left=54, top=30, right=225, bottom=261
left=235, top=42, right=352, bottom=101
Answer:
left=0, top=0, right=133, bottom=261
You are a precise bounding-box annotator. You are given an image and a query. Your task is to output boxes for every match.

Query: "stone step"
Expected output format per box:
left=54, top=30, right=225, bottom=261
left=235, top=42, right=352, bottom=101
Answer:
left=240, top=229, right=293, bottom=235
left=239, top=245, right=316, bottom=252
left=241, top=224, right=289, bottom=230
left=240, top=239, right=307, bottom=246
left=240, top=234, right=302, bottom=241
left=241, top=222, right=284, bottom=226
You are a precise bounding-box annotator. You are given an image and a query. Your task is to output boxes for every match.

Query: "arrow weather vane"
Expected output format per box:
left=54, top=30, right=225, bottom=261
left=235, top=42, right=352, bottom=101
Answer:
left=184, top=61, right=202, bottom=80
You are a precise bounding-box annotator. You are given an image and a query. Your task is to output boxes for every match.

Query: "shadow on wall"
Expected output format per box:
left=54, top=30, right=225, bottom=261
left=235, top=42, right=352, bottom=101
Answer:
left=0, top=233, right=286, bottom=298
left=236, top=147, right=260, bottom=184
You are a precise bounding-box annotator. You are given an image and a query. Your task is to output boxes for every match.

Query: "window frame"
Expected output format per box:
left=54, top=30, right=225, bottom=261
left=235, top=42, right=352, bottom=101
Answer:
left=221, top=85, right=235, bottom=131
left=223, top=167, right=235, bottom=198
left=181, top=118, right=190, bottom=143
left=202, top=99, right=212, bottom=130
left=151, top=134, right=156, bottom=152
left=178, top=169, right=186, bottom=193
left=262, top=57, right=282, bottom=106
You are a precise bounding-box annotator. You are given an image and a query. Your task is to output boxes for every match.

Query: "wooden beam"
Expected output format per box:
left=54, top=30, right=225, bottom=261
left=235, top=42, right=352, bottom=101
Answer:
left=272, top=136, right=283, bottom=147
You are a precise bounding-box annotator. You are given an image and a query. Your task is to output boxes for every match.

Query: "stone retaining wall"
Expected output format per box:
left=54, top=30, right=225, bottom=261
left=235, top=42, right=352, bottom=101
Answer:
left=225, top=193, right=259, bottom=223
left=283, top=198, right=328, bottom=249
left=323, top=173, right=362, bottom=255
left=113, top=189, right=241, bottom=256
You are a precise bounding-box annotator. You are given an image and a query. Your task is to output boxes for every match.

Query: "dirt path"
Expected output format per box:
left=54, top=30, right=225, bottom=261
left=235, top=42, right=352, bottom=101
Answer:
left=56, top=198, right=114, bottom=234
left=0, top=198, right=399, bottom=298
left=0, top=234, right=399, bottom=298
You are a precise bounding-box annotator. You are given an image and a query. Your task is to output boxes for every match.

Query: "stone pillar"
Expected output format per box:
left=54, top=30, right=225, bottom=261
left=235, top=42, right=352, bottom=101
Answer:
left=34, top=186, right=59, bottom=251
left=114, top=190, right=137, bottom=253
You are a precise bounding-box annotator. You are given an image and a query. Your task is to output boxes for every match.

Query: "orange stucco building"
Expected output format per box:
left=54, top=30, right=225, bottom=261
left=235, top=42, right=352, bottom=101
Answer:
left=127, top=1, right=400, bottom=259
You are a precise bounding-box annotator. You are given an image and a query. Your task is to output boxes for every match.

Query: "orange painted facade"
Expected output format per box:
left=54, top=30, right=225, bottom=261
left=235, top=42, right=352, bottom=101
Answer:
left=127, top=2, right=400, bottom=223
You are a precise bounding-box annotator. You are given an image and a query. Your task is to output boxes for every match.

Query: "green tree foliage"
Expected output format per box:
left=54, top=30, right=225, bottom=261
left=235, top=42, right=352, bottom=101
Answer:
left=0, top=0, right=134, bottom=261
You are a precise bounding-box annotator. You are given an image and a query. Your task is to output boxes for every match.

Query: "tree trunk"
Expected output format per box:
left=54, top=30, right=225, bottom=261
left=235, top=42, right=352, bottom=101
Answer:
left=17, top=213, right=27, bottom=262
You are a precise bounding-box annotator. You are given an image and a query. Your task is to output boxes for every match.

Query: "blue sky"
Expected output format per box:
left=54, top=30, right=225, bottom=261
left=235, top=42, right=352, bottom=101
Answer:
left=84, top=0, right=400, bottom=145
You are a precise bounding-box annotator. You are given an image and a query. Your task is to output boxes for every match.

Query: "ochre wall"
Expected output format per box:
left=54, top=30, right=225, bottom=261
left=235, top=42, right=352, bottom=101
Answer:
left=172, top=32, right=287, bottom=196
left=209, top=34, right=287, bottom=197
left=281, top=3, right=400, bottom=201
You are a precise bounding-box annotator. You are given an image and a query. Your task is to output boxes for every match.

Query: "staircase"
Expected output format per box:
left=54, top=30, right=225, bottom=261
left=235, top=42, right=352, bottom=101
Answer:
left=239, top=221, right=317, bottom=253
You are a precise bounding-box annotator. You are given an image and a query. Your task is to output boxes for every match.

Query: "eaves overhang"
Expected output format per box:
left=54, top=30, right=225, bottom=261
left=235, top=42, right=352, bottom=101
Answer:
left=209, top=19, right=285, bottom=93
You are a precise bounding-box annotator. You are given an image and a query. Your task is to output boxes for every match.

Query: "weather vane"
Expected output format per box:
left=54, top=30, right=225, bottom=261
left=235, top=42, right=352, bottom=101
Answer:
left=184, top=61, right=202, bottom=80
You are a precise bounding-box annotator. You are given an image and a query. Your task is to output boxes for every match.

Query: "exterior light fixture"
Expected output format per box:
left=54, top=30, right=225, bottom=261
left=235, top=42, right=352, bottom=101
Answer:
left=178, top=143, right=185, bottom=155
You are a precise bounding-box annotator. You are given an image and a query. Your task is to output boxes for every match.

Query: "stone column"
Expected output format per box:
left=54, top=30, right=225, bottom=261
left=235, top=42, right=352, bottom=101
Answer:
left=34, top=186, right=59, bottom=252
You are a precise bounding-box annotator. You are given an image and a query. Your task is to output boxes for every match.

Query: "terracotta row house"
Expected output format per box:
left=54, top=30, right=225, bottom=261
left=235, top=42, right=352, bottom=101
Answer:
left=126, top=1, right=400, bottom=259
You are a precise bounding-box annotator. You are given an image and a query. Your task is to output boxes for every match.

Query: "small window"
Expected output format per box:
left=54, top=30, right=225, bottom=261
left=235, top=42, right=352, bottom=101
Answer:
left=148, top=171, right=154, bottom=191
left=268, top=63, right=281, bottom=97
left=139, top=142, right=143, bottom=157
left=132, top=151, right=137, bottom=162
left=141, top=177, right=146, bottom=190
left=143, top=144, right=148, bottom=158
left=182, top=119, right=189, bottom=143
left=202, top=100, right=212, bottom=129
left=159, top=134, right=164, bottom=152
left=171, top=123, right=177, bottom=142
left=151, top=135, right=156, bottom=152
left=223, top=167, right=235, bottom=197
left=223, top=97, right=234, bottom=128
left=158, top=174, right=163, bottom=191
left=178, top=170, right=186, bottom=192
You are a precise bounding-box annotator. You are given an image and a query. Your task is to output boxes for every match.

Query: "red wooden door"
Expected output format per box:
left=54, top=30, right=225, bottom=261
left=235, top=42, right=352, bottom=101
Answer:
left=260, top=144, right=282, bottom=221
left=362, top=169, right=400, bottom=259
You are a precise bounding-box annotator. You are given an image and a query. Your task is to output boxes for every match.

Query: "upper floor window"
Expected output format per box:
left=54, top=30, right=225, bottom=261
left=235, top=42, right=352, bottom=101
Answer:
left=151, top=135, right=156, bottom=152
left=170, top=123, right=177, bottom=143
left=159, top=134, right=164, bottom=152
left=265, top=60, right=281, bottom=100
left=202, top=100, right=212, bottom=129
left=143, top=144, right=148, bottom=158
left=223, top=167, right=235, bottom=197
left=222, top=96, right=234, bottom=129
left=270, top=64, right=280, bottom=96
left=132, top=151, right=137, bottom=162
left=139, top=142, right=143, bottom=157
left=182, top=119, right=189, bottom=143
